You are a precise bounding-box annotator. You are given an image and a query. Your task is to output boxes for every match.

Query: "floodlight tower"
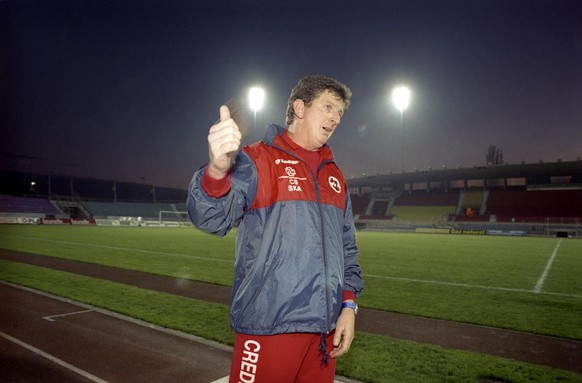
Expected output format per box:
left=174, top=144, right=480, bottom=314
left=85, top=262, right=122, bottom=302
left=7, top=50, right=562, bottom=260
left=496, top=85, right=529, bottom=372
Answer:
left=391, top=86, right=411, bottom=173
left=248, top=86, right=265, bottom=129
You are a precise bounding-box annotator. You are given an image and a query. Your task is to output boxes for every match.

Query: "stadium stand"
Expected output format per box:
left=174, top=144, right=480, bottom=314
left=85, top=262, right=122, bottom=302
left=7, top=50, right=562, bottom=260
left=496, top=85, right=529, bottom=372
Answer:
left=81, top=201, right=180, bottom=220
left=389, top=191, right=459, bottom=222
left=173, top=202, right=188, bottom=212
left=350, top=193, right=371, bottom=216
left=392, top=191, right=460, bottom=207
left=448, top=190, right=489, bottom=222
left=369, top=199, right=390, bottom=215
left=485, top=188, right=582, bottom=223
left=390, top=206, right=456, bottom=222
left=461, top=190, right=485, bottom=212
left=0, top=195, right=64, bottom=218
left=2, top=160, right=580, bottom=235
left=449, top=213, right=491, bottom=222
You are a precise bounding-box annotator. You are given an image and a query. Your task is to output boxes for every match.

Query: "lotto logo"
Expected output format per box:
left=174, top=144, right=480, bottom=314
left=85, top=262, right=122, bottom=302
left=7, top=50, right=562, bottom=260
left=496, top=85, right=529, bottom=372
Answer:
left=275, top=158, right=299, bottom=165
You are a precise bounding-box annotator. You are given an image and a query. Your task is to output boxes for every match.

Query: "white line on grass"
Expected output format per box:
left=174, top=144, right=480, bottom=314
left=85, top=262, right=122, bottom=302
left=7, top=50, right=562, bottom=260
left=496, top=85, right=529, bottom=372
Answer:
left=6, top=235, right=232, bottom=263
left=533, top=238, right=562, bottom=293
left=363, top=270, right=581, bottom=299
left=0, top=330, right=109, bottom=383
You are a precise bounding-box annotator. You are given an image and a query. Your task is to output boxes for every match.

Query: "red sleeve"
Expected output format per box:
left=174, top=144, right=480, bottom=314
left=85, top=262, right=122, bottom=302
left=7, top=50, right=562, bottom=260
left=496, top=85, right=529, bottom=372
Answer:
left=342, top=290, right=356, bottom=302
left=201, top=169, right=231, bottom=198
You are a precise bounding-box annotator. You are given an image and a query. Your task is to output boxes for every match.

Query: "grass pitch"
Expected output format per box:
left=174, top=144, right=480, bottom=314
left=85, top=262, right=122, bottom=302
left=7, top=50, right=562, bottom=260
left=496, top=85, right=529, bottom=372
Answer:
left=1, top=225, right=582, bottom=382
left=1, top=225, right=580, bottom=339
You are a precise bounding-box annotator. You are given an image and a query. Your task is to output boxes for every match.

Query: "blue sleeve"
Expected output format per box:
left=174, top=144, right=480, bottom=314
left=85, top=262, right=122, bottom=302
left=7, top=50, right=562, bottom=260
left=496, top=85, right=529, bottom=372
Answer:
left=342, top=193, right=365, bottom=297
left=186, top=151, right=257, bottom=237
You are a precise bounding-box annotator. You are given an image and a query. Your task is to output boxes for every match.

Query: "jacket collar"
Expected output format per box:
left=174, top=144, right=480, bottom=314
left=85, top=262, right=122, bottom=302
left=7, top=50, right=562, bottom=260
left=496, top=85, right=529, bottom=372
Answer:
left=263, top=123, right=335, bottom=161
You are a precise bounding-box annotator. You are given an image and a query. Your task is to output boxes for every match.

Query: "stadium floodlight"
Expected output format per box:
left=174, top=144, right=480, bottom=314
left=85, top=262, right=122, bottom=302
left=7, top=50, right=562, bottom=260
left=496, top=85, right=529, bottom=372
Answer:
left=248, top=86, right=265, bottom=129
left=391, top=85, right=411, bottom=173
left=391, top=86, right=411, bottom=112
left=248, top=87, right=265, bottom=112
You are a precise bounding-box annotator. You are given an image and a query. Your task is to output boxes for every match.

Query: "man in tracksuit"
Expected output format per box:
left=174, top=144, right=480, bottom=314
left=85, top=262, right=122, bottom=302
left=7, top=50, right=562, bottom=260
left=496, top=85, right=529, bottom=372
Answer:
left=187, top=76, right=364, bottom=382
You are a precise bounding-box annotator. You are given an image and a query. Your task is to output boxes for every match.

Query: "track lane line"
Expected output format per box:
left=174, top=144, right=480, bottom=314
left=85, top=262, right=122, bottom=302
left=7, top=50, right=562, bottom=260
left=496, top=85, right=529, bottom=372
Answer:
left=43, top=309, right=93, bottom=322
left=0, top=330, right=109, bottom=383
left=0, top=280, right=233, bottom=353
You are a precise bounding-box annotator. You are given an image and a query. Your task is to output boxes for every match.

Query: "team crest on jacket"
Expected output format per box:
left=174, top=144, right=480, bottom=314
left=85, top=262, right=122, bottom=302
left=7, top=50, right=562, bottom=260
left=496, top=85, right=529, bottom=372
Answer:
left=328, top=176, right=341, bottom=193
left=279, top=166, right=307, bottom=192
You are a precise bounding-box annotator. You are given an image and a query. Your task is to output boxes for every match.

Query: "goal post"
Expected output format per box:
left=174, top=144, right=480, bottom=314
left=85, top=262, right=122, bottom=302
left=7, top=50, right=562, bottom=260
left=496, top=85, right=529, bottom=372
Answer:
left=158, top=210, right=189, bottom=223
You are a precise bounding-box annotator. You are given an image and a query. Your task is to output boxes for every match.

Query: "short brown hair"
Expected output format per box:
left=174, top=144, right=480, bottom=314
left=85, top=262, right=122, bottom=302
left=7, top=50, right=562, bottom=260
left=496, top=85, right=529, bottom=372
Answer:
left=285, top=76, right=352, bottom=126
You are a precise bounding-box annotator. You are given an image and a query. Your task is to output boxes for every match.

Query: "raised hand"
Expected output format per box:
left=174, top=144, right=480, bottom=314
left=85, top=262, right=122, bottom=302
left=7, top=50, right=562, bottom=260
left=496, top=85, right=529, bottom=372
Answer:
left=206, top=105, right=242, bottom=179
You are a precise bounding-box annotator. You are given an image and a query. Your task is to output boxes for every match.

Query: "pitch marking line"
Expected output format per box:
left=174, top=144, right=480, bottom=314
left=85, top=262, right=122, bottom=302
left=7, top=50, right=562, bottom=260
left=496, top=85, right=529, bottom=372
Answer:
left=43, top=309, right=93, bottom=322
left=6, top=234, right=231, bottom=263
left=533, top=238, right=562, bottom=293
left=363, top=274, right=536, bottom=294
left=363, top=264, right=581, bottom=299
left=0, top=330, right=109, bottom=383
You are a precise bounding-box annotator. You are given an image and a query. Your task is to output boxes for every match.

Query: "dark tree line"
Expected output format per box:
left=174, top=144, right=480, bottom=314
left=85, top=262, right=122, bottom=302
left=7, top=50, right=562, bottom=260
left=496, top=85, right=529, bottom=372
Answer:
left=486, top=145, right=504, bottom=165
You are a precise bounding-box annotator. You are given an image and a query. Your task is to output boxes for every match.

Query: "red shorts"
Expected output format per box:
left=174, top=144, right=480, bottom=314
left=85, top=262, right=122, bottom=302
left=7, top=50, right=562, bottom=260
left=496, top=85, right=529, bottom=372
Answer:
left=228, top=332, right=337, bottom=383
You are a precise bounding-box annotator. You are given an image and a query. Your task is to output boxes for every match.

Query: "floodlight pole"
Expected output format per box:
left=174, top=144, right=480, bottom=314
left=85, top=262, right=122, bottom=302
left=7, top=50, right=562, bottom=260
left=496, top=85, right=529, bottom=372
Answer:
left=248, top=86, right=265, bottom=130
left=391, top=86, right=411, bottom=173
left=399, top=109, right=404, bottom=173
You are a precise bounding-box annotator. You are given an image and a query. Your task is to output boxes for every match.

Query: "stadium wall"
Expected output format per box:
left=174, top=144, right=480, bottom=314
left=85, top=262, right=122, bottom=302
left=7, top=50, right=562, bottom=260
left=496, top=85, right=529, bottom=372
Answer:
left=355, top=219, right=581, bottom=238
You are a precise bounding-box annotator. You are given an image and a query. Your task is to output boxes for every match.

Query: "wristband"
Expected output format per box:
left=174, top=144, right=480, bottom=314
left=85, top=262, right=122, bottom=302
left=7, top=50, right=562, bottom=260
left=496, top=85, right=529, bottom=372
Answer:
left=341, top=301, right=358, bottom=315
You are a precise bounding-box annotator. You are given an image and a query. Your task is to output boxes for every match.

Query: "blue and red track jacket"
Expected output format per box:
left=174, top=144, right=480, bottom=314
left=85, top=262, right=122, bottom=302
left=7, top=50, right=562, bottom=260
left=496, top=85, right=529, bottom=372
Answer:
left=187, top=124, right=364, bottom=335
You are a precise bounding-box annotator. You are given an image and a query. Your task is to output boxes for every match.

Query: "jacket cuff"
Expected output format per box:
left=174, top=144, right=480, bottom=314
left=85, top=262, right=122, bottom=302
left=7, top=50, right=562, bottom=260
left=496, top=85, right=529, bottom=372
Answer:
left=342, top=290, right=356, bottom=302
left=201, top=168, right=231, bottom=198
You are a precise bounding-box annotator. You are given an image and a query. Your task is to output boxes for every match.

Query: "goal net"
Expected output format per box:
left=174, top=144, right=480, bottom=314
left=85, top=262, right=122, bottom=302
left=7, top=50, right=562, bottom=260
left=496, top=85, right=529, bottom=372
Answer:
left=158, top=210, right=189, bottom=223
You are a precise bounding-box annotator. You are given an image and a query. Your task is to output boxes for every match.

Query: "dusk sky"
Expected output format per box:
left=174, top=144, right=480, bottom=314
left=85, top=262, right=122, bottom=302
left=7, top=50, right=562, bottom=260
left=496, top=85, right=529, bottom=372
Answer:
left=2, top=0, right=581, bottom=189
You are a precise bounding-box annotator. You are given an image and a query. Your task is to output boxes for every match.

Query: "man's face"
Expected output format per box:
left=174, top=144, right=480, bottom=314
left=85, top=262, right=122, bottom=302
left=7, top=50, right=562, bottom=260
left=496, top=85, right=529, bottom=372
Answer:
left=296, top=90, right=345, bottom=150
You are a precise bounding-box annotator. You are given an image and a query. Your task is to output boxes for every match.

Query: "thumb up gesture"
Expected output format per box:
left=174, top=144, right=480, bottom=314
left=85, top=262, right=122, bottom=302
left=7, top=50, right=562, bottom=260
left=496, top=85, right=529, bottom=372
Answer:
left=206, top=105, right=242, bottom=179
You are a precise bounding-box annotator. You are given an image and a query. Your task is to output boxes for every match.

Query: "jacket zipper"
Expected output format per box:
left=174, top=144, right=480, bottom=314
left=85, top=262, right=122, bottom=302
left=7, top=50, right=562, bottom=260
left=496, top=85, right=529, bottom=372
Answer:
left=270, top=141, right=334, bottom=333
left=314, top=164, right=332, bottom=333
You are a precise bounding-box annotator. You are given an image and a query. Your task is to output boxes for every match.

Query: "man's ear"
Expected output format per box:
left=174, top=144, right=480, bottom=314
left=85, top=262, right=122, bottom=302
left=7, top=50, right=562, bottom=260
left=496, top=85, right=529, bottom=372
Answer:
left=293, top=99, right=305, bottom=119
